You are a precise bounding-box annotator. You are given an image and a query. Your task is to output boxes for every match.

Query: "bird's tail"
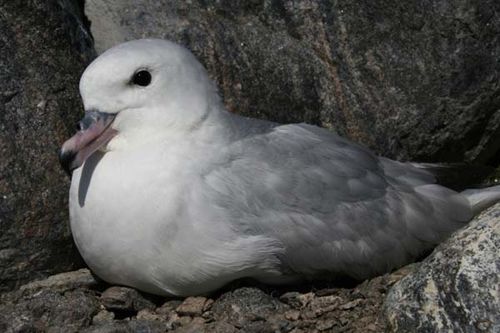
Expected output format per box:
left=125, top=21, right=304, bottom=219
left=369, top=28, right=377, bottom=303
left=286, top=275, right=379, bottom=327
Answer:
left=461, top=185, right=500, bottom=215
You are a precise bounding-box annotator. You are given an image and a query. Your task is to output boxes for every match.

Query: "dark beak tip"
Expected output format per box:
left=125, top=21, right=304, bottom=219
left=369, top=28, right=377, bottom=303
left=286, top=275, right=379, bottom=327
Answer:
left=59, top=149, right=76, bottom=177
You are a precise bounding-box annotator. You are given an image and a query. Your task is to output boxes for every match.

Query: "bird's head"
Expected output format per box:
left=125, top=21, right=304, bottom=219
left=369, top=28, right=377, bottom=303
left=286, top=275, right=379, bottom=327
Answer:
left=59, top=39, right=220, bottom=175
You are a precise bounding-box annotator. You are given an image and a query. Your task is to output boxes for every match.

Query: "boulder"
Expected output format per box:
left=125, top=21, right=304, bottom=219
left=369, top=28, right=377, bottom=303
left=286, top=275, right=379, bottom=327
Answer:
left=384, top=203, right=500, bottom=332
left=0, top=0, right=95, bottom=291
left=86, top=0, right=500, bottom=164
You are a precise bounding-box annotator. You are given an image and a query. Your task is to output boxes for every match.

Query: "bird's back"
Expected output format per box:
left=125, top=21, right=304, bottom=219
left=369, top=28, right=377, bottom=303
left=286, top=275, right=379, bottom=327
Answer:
left=202, top=120, right=473, bottom=280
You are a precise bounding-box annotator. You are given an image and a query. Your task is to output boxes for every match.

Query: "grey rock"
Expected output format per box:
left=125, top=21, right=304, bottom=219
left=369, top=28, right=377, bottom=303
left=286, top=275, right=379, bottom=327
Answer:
left=211, top=287, right=289, bottom=329
left=384, top=203, right=500, bottom=333
left=0, top=0, right=95, bottom=291
left=82, top=320, right=169, bottom=333
left=279, top=291, right=315, bottom=309
left=202, top=322, right=239, bottom=333
left=19, top=268, right=97, bottom=294
left=0, top=289, right=99, bottom=333
left=86, top=0, right=500, bottom=165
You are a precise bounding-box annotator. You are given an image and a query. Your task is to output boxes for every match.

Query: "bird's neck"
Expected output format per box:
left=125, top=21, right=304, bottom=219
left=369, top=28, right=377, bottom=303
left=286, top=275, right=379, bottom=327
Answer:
left=105, top=107, right=235, bottom=152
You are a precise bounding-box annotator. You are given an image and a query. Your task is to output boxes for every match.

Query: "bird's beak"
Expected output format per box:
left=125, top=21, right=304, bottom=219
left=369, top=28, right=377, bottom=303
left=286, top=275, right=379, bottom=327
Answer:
left=59, top=110, right=117, bottom=175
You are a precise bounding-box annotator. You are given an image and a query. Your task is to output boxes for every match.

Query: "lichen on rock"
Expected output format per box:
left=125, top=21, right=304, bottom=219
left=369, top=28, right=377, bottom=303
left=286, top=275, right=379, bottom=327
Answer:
left=384, top=203, right=500, bottom=333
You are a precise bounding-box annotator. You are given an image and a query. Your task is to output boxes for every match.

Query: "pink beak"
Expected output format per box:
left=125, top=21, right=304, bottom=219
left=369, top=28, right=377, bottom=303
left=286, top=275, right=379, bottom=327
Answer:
left=59, top=110, right=117, bottom=175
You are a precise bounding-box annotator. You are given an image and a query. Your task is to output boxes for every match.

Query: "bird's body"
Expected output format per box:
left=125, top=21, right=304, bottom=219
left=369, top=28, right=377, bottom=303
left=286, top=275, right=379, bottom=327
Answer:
left=61, top=39, right=500, bottom=296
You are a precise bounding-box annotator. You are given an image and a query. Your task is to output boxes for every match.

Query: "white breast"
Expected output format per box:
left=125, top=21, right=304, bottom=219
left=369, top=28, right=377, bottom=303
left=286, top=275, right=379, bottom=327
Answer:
left=69, top=146, right=186, bottom=294
left=68, top=141, right=283, bottom=296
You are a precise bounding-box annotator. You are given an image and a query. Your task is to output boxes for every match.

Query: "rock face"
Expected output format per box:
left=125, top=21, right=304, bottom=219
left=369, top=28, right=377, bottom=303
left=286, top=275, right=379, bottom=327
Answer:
left=86, top=0, right=500, bottom=164
left=0, top=267, right=414, bottom=333
left=0, top=0, right=95, bottom=291
left=384, top=203, right=500, bottom=333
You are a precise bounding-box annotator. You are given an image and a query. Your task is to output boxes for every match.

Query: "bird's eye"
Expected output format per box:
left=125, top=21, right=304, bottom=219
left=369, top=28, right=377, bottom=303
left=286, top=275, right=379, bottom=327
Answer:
left=132, top=70, right=151, bottom=87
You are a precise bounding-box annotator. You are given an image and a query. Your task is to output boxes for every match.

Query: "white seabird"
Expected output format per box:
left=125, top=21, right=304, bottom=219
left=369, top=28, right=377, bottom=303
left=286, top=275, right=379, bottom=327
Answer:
left=60, top=39, right=500, bottom=296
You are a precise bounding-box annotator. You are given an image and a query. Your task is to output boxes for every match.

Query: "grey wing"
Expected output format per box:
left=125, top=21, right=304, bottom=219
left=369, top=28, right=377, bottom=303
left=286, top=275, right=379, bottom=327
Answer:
left=204, top=123, right=472, bottom=279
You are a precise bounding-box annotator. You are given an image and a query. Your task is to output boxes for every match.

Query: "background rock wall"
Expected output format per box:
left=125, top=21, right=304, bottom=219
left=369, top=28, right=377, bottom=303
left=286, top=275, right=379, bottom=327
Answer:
left=86, top=0, right=500, bottom=164
left=0, top=0, right=94, bottom=291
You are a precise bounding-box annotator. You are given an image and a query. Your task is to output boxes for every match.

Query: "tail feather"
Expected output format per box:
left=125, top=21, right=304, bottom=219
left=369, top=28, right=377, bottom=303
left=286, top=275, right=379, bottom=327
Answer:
left=461, top=185, right=500, bottom=215
left=411, top=162, right=495, bottom=191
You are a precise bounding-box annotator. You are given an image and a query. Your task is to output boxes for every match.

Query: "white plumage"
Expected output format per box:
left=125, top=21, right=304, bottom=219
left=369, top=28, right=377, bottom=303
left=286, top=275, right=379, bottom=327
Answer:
left=61, top=39, right=500, bottom=296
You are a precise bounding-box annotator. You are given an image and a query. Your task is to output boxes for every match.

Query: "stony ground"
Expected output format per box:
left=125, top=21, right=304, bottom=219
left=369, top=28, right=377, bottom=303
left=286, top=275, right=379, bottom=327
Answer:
left=0, top=265, right=415, bottom=333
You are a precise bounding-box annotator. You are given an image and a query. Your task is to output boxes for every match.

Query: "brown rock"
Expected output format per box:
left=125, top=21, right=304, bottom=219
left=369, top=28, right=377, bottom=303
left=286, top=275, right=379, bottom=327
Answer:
left=136, top=309, right=165, bottom=322
left=100, top=286, right=155, bottom=312
left=174, top=317, right=206, bottom=333
left=176, top=296, right=210, bottom=316
left=157, top=299, right=183, bottom=315
left=284, top=310, right=301, bottom=321
left=204, top=321, right=239, bottom=333
left=203, top=299, right=215, bottom=312
left=173, top=314, right=193, bottom=327
left=92, top=310, right=115, bottom=325
left=316, top=319, right=337, bottom=331
left=304, top=295, right=343, bottom=318
left=339, top=298, right=363, bottom=310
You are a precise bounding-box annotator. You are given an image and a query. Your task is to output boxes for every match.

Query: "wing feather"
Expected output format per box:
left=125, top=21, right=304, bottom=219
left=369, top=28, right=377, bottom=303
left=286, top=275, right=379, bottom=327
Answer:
left=202, top=122, right=472, bottom=279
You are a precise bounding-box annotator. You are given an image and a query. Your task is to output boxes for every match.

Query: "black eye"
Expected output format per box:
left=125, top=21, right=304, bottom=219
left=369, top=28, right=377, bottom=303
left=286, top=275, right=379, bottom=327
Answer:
left=132, top=70, right=151, bottom=86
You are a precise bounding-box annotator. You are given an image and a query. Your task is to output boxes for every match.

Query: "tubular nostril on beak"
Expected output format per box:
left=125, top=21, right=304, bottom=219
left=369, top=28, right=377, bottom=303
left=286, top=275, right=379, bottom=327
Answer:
left=60, top=109, right=117, bottom=176
left=79, top=111, right=101, bottom=131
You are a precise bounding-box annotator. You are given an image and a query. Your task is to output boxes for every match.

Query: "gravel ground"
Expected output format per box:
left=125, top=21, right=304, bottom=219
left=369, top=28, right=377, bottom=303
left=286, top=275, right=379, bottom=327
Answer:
left=0, top=265, right=416, bottom=332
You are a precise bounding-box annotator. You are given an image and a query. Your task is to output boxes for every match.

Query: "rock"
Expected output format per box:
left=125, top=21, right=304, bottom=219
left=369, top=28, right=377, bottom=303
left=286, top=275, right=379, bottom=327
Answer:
left=0, top=289, right=99, bottom=332
left=100, top=286, right=155, bottom=312
left=86, top=0, right=500, bottom=165
left=384, top=203, right=500, bottom=333
left=136, top=308, right=164, bottom=322
left=339, top=298, right=362, bottom=310
left=81, top=320, right=169, bottom=333
left=203, top=322, right=239, bottom=333
left=304, top=295, right=343, bottom=318
left=169, top=314, right=193, bottom=328
left=284, top=310, right=301, bottom=321
left=0, top=0, right=95, bottom=291
left=210, top=287, right=289, bottom=329
left=19, top=268, right=97, bottom=294
left=176, top=296, right=212, bottom=316
left=173, top=317, right=206, bottom=333
left=157, top=299, right=183, bottom=314
left=0, top=266, right=414, bottom=332
left=91, top=310, right=115, bottom=325
left=316, top=318, right=336, bottom=331
left=279, top=291, right=314, bottom=309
